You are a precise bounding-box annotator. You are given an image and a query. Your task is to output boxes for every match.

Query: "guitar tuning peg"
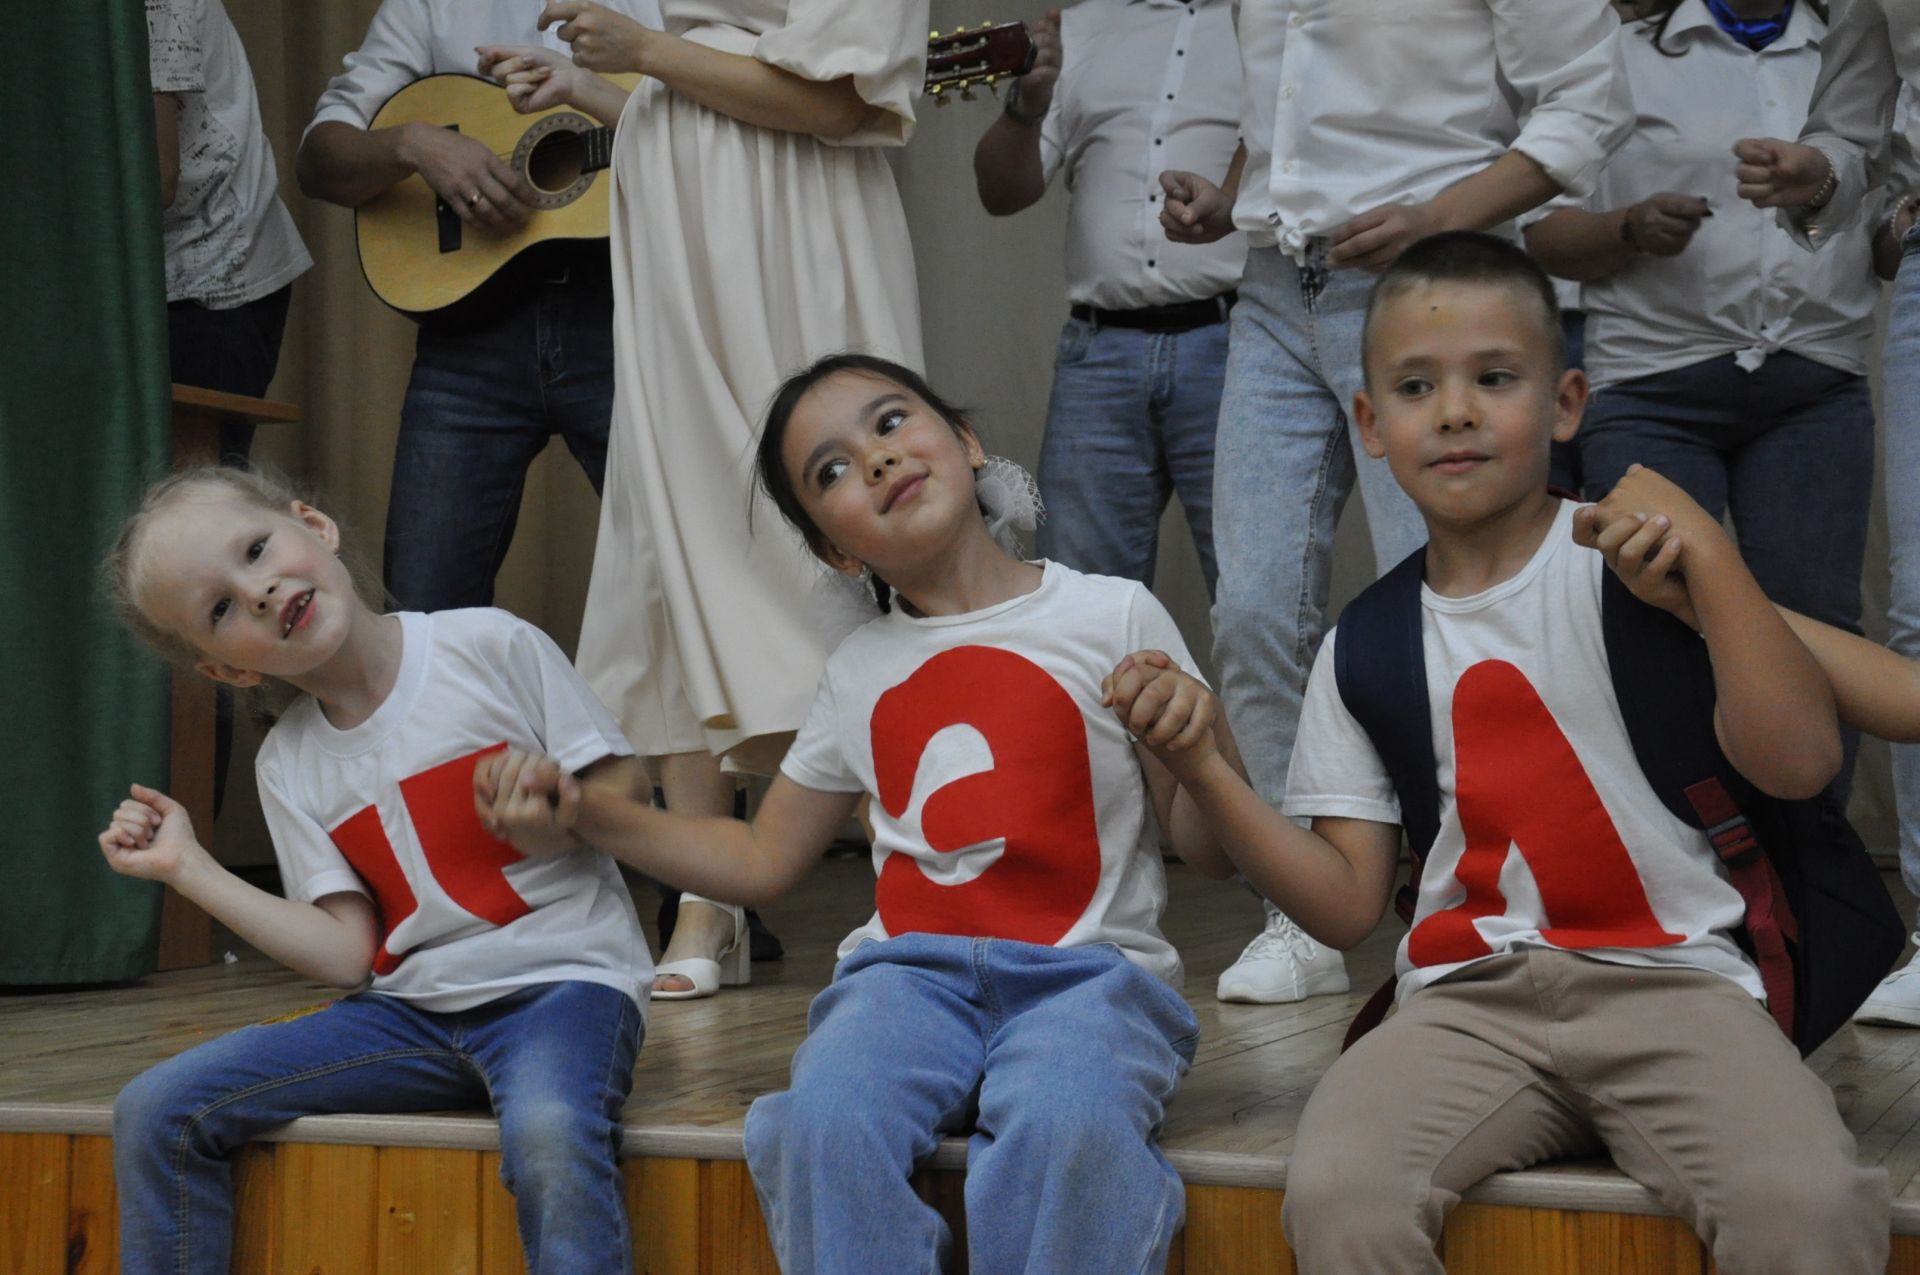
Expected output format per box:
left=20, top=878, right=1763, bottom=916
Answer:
left=929, top=29, right=940, bottom=39
left=960, top=85, right=976, bottom=101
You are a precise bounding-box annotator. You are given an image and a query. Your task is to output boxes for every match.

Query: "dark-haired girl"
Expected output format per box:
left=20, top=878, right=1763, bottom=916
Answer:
left=477, top=354, right=1244, bottom=1274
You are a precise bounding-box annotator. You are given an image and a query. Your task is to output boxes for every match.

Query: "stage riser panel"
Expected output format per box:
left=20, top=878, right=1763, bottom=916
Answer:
left=7, top=1134, right=1910, bottom=1273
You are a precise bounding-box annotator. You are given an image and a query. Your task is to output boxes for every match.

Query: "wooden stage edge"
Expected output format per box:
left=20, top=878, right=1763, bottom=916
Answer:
left=10, top=860, right=1920, bottom=1272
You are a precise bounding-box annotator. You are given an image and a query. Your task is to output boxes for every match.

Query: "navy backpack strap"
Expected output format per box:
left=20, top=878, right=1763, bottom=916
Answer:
left=1598, top=570, right=1797, bottom=1038
left=1332, top=545, right=1435, bottom=1049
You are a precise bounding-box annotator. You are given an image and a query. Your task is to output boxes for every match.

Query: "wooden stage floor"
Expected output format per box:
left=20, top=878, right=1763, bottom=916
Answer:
left=7, top=858, right=1920, bottom=1272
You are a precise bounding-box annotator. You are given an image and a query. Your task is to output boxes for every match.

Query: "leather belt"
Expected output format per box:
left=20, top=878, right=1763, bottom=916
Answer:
left=1069, top=291, right=1237, bottom=333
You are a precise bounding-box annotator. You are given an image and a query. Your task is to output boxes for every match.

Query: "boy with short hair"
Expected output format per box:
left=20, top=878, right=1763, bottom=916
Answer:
left=1122, top=232, right=1889, bottom=1272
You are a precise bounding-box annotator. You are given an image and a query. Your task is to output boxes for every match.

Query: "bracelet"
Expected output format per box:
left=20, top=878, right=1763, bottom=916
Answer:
left=1807, top=151, right=1838, bottom=211
left=1004, top=83, right=1046, bottom=128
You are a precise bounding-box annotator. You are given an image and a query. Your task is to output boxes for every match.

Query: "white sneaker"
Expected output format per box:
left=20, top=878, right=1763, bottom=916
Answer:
left=1853, top=934, right=1920, bottom=1027
left=1216, top=904, right=1351, bottom=1004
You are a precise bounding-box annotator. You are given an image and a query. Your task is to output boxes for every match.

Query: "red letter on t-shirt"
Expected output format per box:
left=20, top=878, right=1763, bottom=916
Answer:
left=870, top=645, right=1103, bottom=945
left=1407, top=659, right=1684, bottom=968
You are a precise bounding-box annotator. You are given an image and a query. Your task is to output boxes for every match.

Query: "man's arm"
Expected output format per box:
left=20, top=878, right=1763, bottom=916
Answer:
left=296, top=120, right=538, bottom=233
left=154, top=94, right=181, bottom=208
left=1328, top=150, right=1563, bottom=272
left=972, top=9, right=1062, bottom=216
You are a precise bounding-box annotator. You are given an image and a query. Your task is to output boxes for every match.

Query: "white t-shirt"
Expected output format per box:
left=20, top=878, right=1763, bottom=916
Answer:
left=306, top=0, right=665, bottom=136
left=1283, top=502, right=1761, bottom=1005
left=257, top=609, right=652, bottom=1015
left=1230, top=0, right=1631, bottom=255
left=146, top=0, right=312, bottom=308
left=1572, top=3, right=1880, bottom=390
left=782, top=563, right=1195, bottom=987
left=1039, top=0, right=1245, bottom=309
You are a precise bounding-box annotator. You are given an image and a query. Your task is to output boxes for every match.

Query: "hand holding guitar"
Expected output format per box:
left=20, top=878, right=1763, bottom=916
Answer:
left=402, top=122, right=536, bottom=232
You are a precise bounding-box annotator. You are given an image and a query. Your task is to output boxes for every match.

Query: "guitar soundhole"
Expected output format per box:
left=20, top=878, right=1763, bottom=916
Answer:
left=527, top=130, right=587, bottom=195
left=513, top=112, right=599, bottom=209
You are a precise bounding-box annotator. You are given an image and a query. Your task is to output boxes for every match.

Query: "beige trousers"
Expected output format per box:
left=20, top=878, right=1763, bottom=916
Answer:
left=1282, top=949, right=1888, bottom=1274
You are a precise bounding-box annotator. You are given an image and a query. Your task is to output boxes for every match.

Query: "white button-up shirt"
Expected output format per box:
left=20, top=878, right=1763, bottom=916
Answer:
left=307, top=0, right=665, bottom=135
left=1039, top=0, right=1246, bottom=308
left=1792, top=0, right=1920, bottom=244
left=1230, top=0, right=1632, bottom=256
left=1578, top=3, right=1878, bottom=389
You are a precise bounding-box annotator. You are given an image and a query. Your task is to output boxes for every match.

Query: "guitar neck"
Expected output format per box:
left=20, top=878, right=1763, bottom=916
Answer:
left=579, top=126, right=616, bottom=175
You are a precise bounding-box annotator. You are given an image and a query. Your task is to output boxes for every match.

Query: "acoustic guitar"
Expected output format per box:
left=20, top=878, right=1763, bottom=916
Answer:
left=356, top=23, right=1035, bottom=318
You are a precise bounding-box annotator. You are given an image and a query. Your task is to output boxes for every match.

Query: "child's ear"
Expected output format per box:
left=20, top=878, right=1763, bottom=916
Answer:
left=289, top=500, right=341, bottom=553
left=194, top=659, right=263, bottom=690
left=809, top=535, right=865, bottom=580
left=1354, top=389, right=1388, bottom=460
left=1550, top=367, right=1589, bottom=445
left=958, top=423, right=986, bottom=470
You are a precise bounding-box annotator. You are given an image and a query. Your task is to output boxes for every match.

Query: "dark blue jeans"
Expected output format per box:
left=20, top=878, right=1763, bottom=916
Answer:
left=1579, top=351, right=1872, bottom=634
left=113, top=980, right=643, bottom=1275
left=387, top=264, right=615, bottom=611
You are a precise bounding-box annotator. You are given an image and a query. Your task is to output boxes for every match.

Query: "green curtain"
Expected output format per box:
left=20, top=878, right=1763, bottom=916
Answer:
left=0, top=2, right=172, bottom=982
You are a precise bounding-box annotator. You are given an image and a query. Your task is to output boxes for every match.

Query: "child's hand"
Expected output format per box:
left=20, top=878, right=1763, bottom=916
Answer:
left=1103, top=650, right=1221, bottom=777
left=475, top=748, right=584, bottom=857
left=98, top=784, right=207, bottom=885
left=1594, top=464, right=1729, bottom=559
left=1574, top=503, right=1700, bottom=631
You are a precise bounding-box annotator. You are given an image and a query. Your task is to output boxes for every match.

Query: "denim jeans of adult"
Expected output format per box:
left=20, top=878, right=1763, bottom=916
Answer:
left=1580, top=351, right=1874, bottom=792
left=743, top=934, right=1200, bottom=1275
left=387, top=264, right=615, bottom=611
left=1885, top=231, right=1920, bottom=894
left=1213, top=244, right=1428, bottom=804
left=1036, top=316, right=1227, bottom=595
left=113, top=980, right=643, bottom=1275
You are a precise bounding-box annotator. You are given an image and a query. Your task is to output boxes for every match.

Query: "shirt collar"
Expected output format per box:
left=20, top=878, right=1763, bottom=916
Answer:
left=1658, top=0, right=1819, bottom=54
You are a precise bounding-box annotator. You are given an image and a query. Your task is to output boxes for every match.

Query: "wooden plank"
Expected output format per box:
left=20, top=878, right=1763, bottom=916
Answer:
left=629, top=1156, right=701, bottom=1275
left=914, top=1167, right=968, bottom=1271
left=479, top=1150, right=529, bottom=1275
left=1446, top=1204, right=1568, bottom=1275
left=230, top=1142, right=279, bottom=1272
left=1573, top=1212, right=1703, bottom=1275
left=277, top=1142, right=377, bottom=1273
left=700, top=1159, right=779, bottom=1275
left=1180, top=1183, right=1292, bottom=1274
left=67, top=1135, right=117, bottom=1275
left=0, top=1132, right=70, bottom=1275
left=1888, top=1232, right=1920, bottom=1275
left=379, top=1145, right=480, bottom=1274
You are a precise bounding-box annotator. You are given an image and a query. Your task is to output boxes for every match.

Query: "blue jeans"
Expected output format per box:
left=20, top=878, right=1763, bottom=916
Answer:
left=1212, top=245, right=1428, bottom=804
left=387, top=258, right=615, bottom=611
left=743, top=935, right=1199, bottom=1275
left=113, top=981, right=643, bottom=1275
left=1886, top=231, right=1920, bottom=894
left=1036, top=317, right=1227, bottom=595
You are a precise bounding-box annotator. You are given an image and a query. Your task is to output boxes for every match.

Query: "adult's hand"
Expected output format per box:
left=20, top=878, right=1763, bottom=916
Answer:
left=1623, top=193, right=1711, bottom=256
left=402, top=123, right=536, bottom=232
left=1733, top=137, right=1830, bottom=209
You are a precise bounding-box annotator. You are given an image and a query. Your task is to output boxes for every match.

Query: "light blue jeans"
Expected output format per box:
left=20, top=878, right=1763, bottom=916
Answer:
left=743, top=934, right=1200, bottom=1275
left=112, top=980, right=643, bottom=1275
left=1213, top=245, right=1428, bottom=803
left=1885, top=228, right=1920, bottom=895
left=1036, top=317, right=1227, bottom=595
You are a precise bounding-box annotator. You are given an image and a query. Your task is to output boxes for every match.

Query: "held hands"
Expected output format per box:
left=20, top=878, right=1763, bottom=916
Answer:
left=1623, top=193, right=1711, bottom=256
left=1102, top=650, right=1220, bottom=779
left=1159, top=170, right=1236, bottom=244
left=477, top=45, right=591, bottom=115
left=99, top=784, right=207, bottom=885
left=473, top=748, right=585, bottom=857
left=400, top=123, right=536, bottom=232
left=1733, top=137, right=1830, bottom=209
left=1572, top=464, right=1728, bottom=630
left=1327, top=200, right=1448, bottom=272
left=539, top=1, right=650, bottom=74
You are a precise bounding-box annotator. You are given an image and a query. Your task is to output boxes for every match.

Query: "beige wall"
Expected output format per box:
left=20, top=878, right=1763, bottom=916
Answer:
left=216, top=2, right=1897, bottom=864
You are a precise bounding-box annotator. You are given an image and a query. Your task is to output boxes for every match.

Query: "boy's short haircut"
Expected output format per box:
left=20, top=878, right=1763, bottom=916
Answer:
left=1362, top=231, right=1568, bottom=377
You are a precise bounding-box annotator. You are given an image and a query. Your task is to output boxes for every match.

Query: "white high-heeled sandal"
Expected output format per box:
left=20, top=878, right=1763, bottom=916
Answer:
left=651, top=902, right=750, bottom=1000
